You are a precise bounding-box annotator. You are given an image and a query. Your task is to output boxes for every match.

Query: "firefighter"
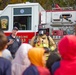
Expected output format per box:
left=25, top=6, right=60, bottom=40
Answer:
left=30, top=29, right=56, bottom=51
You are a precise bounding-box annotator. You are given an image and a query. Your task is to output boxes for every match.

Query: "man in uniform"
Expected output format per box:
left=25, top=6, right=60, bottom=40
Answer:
left=30, top=29, right=56, bottom=51
left=7, top=27, right=22, bottom=58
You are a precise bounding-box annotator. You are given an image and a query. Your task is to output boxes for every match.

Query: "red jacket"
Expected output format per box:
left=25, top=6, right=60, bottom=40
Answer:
left=54, top=35, right=76, bottom=75
left=37, top=66, right=51, bottom=75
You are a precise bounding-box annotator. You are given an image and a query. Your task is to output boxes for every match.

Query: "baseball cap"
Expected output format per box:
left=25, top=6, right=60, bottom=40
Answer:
left=13, top=27, right=18, bottom=31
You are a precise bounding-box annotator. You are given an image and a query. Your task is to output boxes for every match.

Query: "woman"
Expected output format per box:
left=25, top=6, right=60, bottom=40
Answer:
left=12, top=43, right=32, bottom=75
left=23, top=47, right=51, bottom=75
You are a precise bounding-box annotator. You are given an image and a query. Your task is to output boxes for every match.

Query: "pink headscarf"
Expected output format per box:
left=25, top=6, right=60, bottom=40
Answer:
left=12, top=43, right=32, bottom=75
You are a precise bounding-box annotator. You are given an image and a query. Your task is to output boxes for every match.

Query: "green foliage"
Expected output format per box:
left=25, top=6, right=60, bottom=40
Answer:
left=0, top=0, right=76, bottom=10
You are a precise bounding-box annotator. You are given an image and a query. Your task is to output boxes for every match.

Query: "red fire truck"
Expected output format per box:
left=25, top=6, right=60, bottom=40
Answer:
left=0, top=2, right=45, bottom=43
left=39, top=5, right=76, bottom=44
left=0, top=2, right=76, bottom=43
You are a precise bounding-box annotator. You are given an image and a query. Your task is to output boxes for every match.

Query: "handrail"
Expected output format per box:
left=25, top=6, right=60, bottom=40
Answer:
left=52, top=7, right=73, bottom=10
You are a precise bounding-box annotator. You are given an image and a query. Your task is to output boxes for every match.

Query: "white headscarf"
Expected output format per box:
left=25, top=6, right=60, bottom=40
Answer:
left=12, top=43, right=32, bottom=75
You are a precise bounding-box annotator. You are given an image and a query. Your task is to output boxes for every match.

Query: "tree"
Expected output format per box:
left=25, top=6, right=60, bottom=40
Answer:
left=0, top=0, right=76, bottom=10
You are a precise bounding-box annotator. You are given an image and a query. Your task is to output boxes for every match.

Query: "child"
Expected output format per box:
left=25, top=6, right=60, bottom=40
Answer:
left=0, top=32, right=11, bottom=75
left=54, top=35, right=76, bottom=75
left=23, top=47, right=51, bottom=75
left=12, top=43, right=32, bottom=75
left=46, top=52, right=61, bottom=75
left=2, top=49, right=13, bottom=61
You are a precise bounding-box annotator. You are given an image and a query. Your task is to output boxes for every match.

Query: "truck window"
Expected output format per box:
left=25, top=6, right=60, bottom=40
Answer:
left=0, top=16, right=9, bottom=30
left=13, top=16, right=31, bottom=30
left=13, top=8, right=32, bottom=30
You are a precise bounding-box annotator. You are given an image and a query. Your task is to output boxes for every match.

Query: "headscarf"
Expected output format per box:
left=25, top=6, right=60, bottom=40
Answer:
left=12, top=43, right=32, bottom=75
left=28, top=47, right=45, bottom=67
left=54, top=35, right=76, bottom=75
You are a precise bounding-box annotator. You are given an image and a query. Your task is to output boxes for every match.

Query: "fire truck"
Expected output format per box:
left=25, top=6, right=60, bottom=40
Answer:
left=0, top=2, right=45, bottom=43
left=0, top=2, right=76, bottom=43
left=41, top=6, right=76, bottom=44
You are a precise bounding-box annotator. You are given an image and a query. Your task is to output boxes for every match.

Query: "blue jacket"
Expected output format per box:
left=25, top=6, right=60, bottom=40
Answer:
left=51, top=61, right=60, bottom=75
left=0, top=57, right=11, bottom=75
left=23, top=65, right=39, bottom=75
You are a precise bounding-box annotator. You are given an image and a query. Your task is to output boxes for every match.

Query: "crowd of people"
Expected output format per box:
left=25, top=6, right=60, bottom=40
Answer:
left=0, top=27, right=76, bottom=75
